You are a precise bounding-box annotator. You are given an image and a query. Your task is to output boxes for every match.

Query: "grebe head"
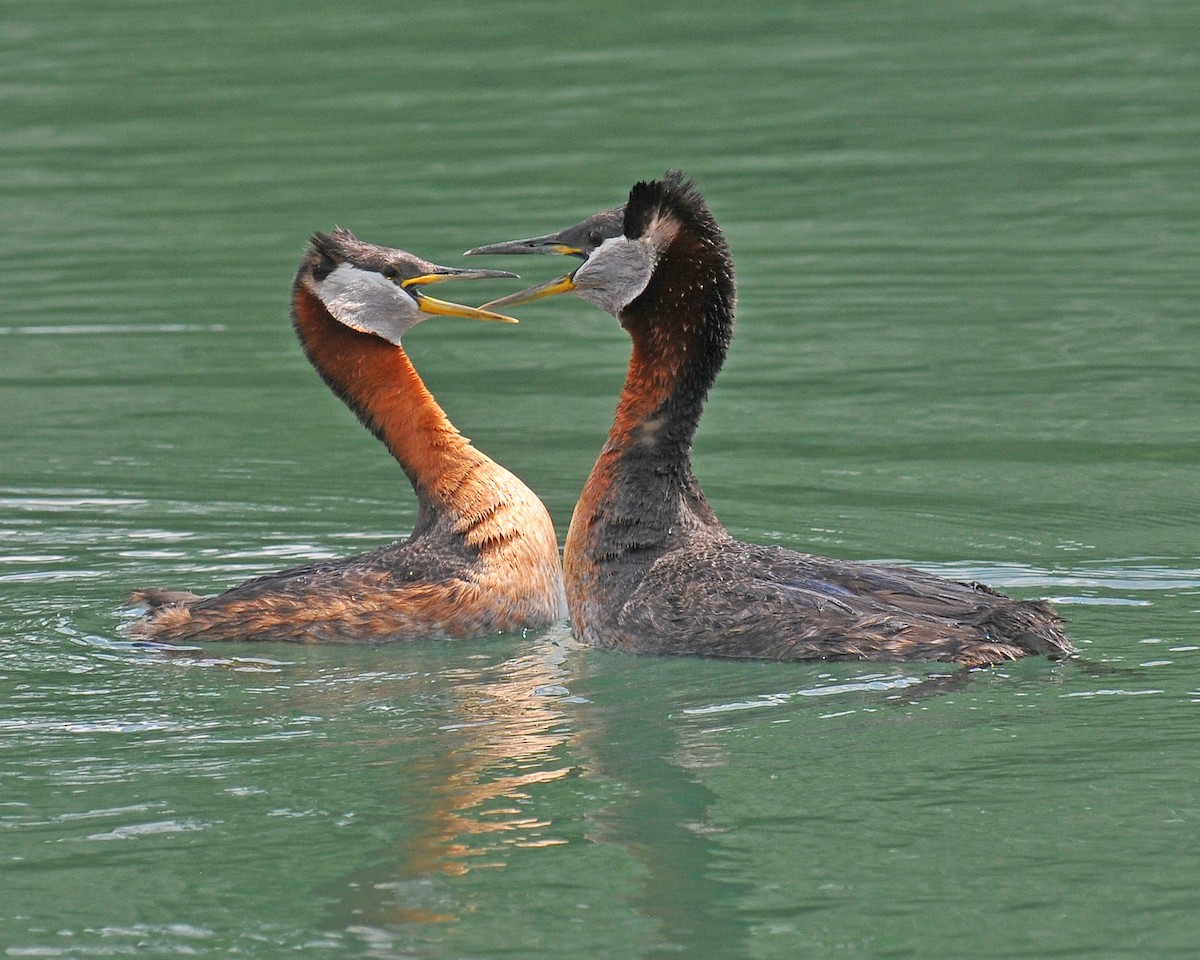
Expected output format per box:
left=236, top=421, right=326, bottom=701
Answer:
left=467, top=171, right=731, bottom=327
left=300, top=227, right=519, bottom=344
left=465, top=204, right=624, bottom=262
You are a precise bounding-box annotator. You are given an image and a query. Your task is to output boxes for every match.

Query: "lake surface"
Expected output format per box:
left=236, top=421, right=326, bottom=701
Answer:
left=3, top=1, right=1198, bottom=956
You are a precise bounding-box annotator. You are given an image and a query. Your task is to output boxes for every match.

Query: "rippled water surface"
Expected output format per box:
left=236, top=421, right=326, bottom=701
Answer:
left=3, top=1, right=1198, bottom=957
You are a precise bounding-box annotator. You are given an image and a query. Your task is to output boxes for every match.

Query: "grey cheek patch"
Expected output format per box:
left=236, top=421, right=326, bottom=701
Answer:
left=573, top=238, right=657, bottom=316
left=310, top=264, right=413, bottom=345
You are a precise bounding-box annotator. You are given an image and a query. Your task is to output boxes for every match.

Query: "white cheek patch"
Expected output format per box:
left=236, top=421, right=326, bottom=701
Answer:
left=312, top=264, right=401, bottom=329
left=573, top=237, right=657, bottom=316
left=308, top=264, right=412, bottom=344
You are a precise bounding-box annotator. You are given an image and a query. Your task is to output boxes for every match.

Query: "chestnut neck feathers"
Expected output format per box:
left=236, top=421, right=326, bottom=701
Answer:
left=291, top=280, right=488, bottom=531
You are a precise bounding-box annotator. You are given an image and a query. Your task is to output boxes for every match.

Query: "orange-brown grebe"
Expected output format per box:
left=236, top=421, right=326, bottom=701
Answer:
left=129, top=229, right=565, bottom=643
left=467, top=172, right=1074, bottom=666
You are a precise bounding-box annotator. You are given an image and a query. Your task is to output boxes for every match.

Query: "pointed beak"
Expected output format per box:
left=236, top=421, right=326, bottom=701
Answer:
left=480, top=272, right=578, bottom=311
left=464, top=232, right=587, bottom=259
left=401, top=267, right=521, bottom=323
left=465, top=231, right=586, bottom=311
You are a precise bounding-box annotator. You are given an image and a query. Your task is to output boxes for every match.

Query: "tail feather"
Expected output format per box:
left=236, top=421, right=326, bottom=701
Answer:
left=127, top=588, right=203, bottom=612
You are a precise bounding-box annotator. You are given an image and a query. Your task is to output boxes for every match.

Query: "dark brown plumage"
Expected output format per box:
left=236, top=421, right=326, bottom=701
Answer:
left=127, top=229, right=565, bottom=643
left=468, top=172, right=1074, bottom=666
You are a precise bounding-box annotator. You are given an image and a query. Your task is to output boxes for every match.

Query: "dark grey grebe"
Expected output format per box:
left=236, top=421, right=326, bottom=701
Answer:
left=467, top=172, right=1074, bottom=666
left=129, top=229, right=565, bottom=643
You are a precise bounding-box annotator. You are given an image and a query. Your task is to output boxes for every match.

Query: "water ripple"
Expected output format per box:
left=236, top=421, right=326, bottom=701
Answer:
left=79, top=818, right=211, bottom=842
left=0, top=323, right=226, bottom=335
left=683, top=672, right=938, bottom=716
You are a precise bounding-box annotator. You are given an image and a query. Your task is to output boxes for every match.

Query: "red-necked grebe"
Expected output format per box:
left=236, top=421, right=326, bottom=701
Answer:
left=129, top=228, right=565, bottom=643
left=466, top=172, right=1073, bottom=666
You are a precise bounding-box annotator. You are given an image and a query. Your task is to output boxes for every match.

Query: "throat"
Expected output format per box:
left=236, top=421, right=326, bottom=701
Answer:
left=610, top=326, right=713, bottom=466
left=568, top=332, right=722, bottom=569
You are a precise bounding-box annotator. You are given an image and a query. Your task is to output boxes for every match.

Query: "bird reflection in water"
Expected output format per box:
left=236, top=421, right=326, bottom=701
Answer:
left=128, top=642, right=989, bottom=953
left=314, top=637, right=583, bottom=929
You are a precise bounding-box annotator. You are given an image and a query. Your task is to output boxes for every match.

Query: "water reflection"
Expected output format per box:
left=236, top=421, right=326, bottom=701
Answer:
left=579, top=700, right=760, bottom=958
left=291, top=638, right=767, bottom=956
left=10, top=596, right=1188, bottom=958
left=310, top=637, right=582, bottom=930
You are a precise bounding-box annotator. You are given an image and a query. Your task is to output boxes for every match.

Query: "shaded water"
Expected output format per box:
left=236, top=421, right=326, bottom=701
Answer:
left=3, top=1, right=1198, bottom=956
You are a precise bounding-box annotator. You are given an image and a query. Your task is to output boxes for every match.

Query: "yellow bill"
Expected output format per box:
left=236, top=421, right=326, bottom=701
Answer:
left=414, top=292, right=519, bottom=324
left=481, top=274, right=578, bottom=311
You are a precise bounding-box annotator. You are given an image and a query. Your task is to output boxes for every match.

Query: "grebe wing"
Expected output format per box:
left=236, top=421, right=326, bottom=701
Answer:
left=614, top=541, right=1070, bottom=664
left=128, top=542, right=480, bottom=643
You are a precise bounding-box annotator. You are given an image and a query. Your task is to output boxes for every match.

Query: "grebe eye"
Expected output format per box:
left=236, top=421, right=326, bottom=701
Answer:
left=588, top=231, right=603, bottom=248
left=380, top=266, right=400, bottom=282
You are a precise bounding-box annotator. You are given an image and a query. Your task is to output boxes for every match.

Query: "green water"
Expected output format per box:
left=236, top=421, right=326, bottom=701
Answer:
left=3, top=1, right=1198, bottom=956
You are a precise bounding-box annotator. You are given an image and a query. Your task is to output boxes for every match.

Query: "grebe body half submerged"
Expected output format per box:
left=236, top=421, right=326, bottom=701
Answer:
left=467, top=173, right=1074, bottom=666
left=129, top=229, right=565, bottom=643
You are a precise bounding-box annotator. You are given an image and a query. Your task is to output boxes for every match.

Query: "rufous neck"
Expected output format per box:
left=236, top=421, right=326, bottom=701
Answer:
left=605, top=322, right=713, bottom=469
left=291, top=284, right=486, bottom=504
